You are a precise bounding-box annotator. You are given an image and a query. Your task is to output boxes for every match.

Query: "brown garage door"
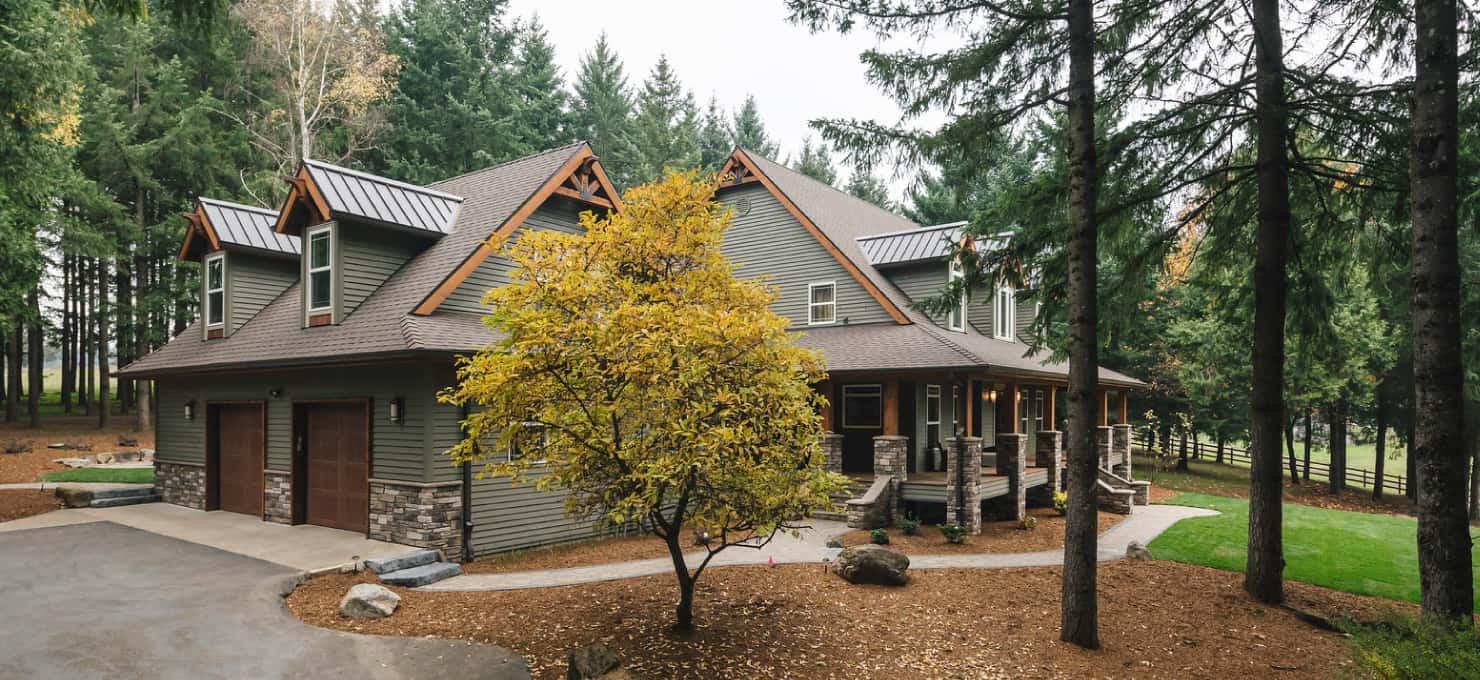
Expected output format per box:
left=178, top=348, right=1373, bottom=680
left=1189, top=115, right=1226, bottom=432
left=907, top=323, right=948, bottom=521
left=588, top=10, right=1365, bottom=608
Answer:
left=215, top=404, right=264, bottom=516
left=304, top=403, right=369, bottom=532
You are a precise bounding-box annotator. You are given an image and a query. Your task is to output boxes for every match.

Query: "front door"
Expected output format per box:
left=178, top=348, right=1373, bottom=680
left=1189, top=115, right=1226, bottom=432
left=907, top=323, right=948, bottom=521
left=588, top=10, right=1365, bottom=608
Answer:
left=303, top=402, right=369, bottom=532
left=839, top=384, right=883, bottom=474
left=211, top=403, right=264, bottom=516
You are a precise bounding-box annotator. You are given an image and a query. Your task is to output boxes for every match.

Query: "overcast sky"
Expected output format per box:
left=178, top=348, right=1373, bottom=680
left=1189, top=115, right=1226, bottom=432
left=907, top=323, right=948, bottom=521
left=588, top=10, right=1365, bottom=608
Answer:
left=504, top=0, right=942, bottom=201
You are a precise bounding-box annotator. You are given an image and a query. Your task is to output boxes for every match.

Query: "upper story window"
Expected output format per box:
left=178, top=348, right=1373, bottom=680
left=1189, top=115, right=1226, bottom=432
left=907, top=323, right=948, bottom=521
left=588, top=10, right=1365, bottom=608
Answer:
left=947, top=263, right=967, bottom=331
left=204, top=253, right=225, bottom=328
left=808, top=281, right=836, bottom=326
left=307, top=225, right=334, bottom=313
left=994, top=285, right=1015, bottom=340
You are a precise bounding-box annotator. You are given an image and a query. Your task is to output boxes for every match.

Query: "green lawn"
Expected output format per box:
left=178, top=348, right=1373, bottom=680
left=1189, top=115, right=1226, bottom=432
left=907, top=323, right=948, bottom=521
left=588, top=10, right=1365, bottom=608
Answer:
left=1150, top=492, right=1480, bottom=607
left=40, top=467, right=154, bottom=484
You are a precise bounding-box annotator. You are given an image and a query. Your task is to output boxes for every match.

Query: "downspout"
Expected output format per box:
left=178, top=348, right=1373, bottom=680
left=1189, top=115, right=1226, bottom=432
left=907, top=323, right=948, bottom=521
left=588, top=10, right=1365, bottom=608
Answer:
left=459, top=404, right=474, bottom=563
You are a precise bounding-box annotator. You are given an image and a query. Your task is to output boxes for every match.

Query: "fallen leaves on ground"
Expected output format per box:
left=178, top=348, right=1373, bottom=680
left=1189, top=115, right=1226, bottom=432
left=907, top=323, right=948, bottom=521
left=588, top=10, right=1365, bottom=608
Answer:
left=0, top=490, right=62, bottom=522
left=289, top=560, right=1378, bottom=679
left=0, top=417, right=154, bottom=484
left=839, top=507, right=1123, bottom=555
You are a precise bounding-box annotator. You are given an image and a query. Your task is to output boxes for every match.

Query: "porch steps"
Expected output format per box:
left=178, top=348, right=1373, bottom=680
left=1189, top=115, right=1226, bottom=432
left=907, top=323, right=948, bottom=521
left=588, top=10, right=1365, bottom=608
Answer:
left=367, top=548, right=463, bottom=587
left=812, top=480, right=860, bottom=522
left=87, top=487, right=160, bottom=508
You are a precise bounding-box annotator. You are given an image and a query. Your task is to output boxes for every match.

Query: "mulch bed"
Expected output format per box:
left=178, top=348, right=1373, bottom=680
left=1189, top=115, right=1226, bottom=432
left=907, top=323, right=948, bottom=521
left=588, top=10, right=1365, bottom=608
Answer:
left=0, top=419, right=155, bottom=484
left=462, top=534, right=675, bottom=575
left=839, top=507, right=1123, bottom=554
left=0, top=490, right=62, bottom=523
left=289, top=560, right=1379, bottom=679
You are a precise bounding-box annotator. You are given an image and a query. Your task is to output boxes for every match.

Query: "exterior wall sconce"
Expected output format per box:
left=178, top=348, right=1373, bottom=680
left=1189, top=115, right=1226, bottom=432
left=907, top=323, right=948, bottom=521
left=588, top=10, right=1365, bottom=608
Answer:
left=389, top=398, right=403, bottom=423
left=184, top=400, right=195, bottom=421
left=269, top=388, right=282, bottom=399
left=988, top=389, right=998, bottom=403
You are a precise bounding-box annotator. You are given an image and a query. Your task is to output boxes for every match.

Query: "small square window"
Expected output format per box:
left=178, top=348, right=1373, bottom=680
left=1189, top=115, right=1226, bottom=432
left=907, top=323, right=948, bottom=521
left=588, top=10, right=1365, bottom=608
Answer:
left=808, top=282, right=836, bottom=325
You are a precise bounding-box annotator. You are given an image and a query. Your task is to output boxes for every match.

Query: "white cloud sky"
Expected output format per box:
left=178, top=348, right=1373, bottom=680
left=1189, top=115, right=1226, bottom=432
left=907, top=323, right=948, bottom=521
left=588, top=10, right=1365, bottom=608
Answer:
left=505, top=0, right=944, bottom=200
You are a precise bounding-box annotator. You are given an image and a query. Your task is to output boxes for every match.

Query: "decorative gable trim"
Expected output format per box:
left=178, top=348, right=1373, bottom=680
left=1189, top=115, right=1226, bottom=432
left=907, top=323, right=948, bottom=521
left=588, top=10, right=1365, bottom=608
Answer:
left=177, top=207, right=220, bottom=261
left=411, top=144, right=622, bottom=316
left=717, top=148, right=910, bottom=325
left=274, top=166, right=332, bottom=236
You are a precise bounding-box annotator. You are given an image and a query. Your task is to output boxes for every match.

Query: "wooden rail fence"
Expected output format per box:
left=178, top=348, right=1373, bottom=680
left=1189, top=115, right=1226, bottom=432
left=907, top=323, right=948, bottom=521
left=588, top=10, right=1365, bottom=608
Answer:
left=1132, top=434, right=1407, bottom=496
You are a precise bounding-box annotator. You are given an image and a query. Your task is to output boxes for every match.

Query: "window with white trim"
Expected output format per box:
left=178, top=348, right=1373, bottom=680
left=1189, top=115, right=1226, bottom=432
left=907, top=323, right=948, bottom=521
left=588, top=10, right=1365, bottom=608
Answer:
left=204, top=253, right=225, bottom=328
left=994, top=285, right=1015, bottom=340
left=946, top=263, right=967, bottom=331
left=808, top=281, right=836, bottom=325
left=841, top=384, right=882, bottom=429
left=306, top=225, right=334, bottom=314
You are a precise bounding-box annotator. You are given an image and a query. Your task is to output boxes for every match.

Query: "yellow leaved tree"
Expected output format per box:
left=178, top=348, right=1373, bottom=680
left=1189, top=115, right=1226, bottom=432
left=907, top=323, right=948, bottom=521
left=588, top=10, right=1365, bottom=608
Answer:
left=440, top=170, right=847, bottom=631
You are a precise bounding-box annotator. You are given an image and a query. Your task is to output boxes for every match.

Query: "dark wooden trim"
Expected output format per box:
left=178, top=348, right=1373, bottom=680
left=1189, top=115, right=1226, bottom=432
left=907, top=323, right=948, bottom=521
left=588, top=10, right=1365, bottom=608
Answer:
left=1098, top=390, right=1109, bottom=426
left=206, top=328, right=224, bottom=339
left=307, top=313, right=333, bottom=327
left=552, top=185, right=615, bottom=209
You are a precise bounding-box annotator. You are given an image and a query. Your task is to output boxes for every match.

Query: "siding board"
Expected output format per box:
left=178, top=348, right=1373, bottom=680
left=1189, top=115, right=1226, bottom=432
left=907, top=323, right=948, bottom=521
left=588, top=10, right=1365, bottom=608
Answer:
left=441, top=198, right=589, bottom=314
left=227, top=255, right=296, bottom=336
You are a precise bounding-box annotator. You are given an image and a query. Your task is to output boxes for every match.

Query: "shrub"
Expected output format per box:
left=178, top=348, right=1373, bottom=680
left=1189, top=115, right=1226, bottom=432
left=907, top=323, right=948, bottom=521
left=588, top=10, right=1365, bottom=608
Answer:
left=1019, top=516, right=1038, bottom=531
left=895, top=516, right=921, bottom=535
left=869, top=528, right=890, bottom=545
left=1053, top=491, right=1068, bottom=514
left=1345, top=617, right=1480, bottom=680
left=938, top=523, right=967, bottom=544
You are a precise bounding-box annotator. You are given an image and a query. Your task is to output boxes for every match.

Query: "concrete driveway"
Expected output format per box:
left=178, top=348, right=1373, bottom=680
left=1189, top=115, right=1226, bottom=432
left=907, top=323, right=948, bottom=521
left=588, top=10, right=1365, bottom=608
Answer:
left=0, top=521, right=530, bottom=680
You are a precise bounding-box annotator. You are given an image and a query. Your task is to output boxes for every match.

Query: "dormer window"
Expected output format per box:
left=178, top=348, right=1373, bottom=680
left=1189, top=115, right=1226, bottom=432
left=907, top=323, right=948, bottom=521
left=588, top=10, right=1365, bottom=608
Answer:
left=808, top=282, right=836, bottom=326
left=306, top=225, right=334, bottom=320
left=205, top=253, right=225, bottom=329
left=947, top=263, right=967, bottom=332
left=994, top=285, right=1015, bottom=340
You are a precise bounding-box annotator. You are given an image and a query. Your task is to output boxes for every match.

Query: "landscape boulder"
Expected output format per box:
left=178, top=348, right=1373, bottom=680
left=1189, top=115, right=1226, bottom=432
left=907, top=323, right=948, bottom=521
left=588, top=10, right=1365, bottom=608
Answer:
left=567, top=643, right=621, bottom=679
left=338, top=583, right=401, bottom=619
left=831, top=544, right=910, bottom=586
left=1126, top=541, right=1153, bottom=561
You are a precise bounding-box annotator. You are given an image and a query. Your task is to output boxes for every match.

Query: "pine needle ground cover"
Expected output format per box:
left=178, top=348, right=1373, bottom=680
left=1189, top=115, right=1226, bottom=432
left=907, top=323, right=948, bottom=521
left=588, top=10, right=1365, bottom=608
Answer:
left=1150, top=492, right=1480, bottom=607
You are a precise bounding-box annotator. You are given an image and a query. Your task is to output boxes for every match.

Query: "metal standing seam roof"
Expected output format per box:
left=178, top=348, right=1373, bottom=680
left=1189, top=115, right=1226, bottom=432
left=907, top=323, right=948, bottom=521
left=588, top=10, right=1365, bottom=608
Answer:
left=303, top=158, right=464, bottom=234
left=857, top=222, right=966, bottom=266
left=198, top=198, right=300, bottom=256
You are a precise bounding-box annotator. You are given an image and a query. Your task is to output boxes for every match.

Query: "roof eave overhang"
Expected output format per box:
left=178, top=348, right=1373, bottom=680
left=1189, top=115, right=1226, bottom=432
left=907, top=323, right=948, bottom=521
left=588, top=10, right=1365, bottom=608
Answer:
left=115, top=349, right=462, bottom=380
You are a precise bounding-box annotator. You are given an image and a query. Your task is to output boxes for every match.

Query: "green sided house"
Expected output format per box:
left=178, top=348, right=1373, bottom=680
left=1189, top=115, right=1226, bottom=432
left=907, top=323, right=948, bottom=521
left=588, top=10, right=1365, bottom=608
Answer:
left=119, top=142, right=623, bottom=561
left=712, top=148, right=1147, bottom=532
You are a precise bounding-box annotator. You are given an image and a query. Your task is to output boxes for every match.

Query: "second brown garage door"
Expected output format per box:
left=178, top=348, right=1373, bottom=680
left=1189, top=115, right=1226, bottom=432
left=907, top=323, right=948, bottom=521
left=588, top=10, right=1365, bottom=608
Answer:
left=304, top=403, right=369, bottom=532
left=214, top=404, right=264, bottom=516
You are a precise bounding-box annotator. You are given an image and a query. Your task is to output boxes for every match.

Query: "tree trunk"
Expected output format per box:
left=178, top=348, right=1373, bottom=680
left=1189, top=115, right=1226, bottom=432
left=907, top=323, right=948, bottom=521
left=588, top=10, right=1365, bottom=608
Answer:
left=27, top=289, right=42, bottom=428
left=1374, top=392, right=1387, bottom=500
left=1177, top=429, right=1189, bottom=470
left=134, top=239, right=152, bottom=432
left=1217, top=435, right=1225, bottom=464
left=6, top=325, right=21, bottom=423
left=1410, top=0, right=1473, bottom=625
left=1468, top=401, right=1479, bottom=521
left=61, top=255, right=72, bottom=414
left=1329, top=402, right=1345, bottom=493
left=1303, top=411, right=1312, bottom=481
left=1245, top=0, right=1290, bottom=606
left=98, top=258, right=111, bottom=429
left=1059, top=0, right=1100, bottom=649
left=115, top=245, right=132, bottom=416
left=82, top=259, right=93, bottom=416
left=1285, top=415, right=1299, bottom=484
left=1406, top=410, right=1417, bottom=501
left=172, top=263, right=188, bottom=335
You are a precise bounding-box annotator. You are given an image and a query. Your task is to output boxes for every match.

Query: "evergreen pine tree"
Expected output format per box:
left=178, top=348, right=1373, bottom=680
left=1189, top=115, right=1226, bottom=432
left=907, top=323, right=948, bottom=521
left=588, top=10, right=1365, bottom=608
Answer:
left=570, top=33, right=635, bottom=186
left=697, top=96, right=732, bottom=174
left=789, top=137, right=836, bottom=186
left=731, top=95, right=778, bottom=157
left=625, top=55, right=700, bottom=187
left=844, top=168, right=892, bottom=210
left=511, top=17, right=570, bottom=150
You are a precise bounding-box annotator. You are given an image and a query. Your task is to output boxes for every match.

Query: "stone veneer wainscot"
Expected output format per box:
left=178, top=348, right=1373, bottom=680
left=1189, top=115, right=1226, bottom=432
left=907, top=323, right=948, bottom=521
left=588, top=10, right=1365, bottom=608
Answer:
left=155, top=461, right=206, bottom=510
left=368, top=480, right=464, bottom=559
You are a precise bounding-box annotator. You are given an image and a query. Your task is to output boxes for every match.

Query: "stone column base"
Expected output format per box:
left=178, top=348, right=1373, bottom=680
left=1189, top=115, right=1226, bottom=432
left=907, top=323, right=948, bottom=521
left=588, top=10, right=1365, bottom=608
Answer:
left=1112, top=424, right=1134, bottom=479
left=263, top=470, right=292, bottom=524
left=1035, top=430, right=1064, bottom=493
left=945, top=437, right=983, bottom=534
left=820, top=433, right=844, bottom=475
left=155, top=461, right=205, bottom=510
left=997, top=433, right=1028, bottom=521
left=1096, top=426, right=1113, bottom=470
left=369, top=480, right=464, bottom=559
left=873, top=435, right=910, bottom=521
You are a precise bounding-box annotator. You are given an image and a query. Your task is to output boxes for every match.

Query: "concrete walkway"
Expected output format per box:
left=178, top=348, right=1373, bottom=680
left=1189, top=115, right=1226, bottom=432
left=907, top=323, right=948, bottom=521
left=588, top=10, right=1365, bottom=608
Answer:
left=0, top=502, right=409, bottom=572
left=422, top=504, right=1218, bottom=592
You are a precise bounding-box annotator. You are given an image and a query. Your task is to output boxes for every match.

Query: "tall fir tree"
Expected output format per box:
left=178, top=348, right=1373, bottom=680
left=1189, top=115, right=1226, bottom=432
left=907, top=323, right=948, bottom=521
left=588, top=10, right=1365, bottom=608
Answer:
left=697, top=96, right=732, bottom=174
left=731, top=95, right=778, bottom=157
left=510, top=17, right=570, bottom=151
left=570, top=33, right=635, bottom=186
left=844, top=168, right=892, bottom=210
left=625, top=56, right=700, bottom=188
left=375, top=0, right=520, bottom=184
left=790, top=137, right=837, bottom=186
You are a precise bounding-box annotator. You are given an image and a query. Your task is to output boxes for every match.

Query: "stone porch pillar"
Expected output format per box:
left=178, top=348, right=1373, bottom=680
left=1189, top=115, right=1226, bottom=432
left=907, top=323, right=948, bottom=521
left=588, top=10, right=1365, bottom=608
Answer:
left=945, top=437, right=983, bottom=534
left=873, top=435, right=909, bottom=520
left=1096, top=426, right=1113, bottom=470
left=820, top=433, right=844, bottom=475
left=1035, top=430, right=1064, bottom=494
left=996, top=432, right=1028, bottom=521
left=1111, top=424, right=1133, bottom=479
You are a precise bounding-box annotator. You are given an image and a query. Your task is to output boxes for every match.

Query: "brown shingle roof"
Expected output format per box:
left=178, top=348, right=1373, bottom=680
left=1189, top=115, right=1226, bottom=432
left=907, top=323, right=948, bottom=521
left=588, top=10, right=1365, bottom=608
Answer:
left=119, top=143, right=588, bottom=377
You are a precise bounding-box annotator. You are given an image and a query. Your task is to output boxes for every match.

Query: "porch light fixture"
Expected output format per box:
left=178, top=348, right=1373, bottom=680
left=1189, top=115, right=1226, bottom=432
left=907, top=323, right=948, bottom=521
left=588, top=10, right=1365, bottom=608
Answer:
left=988, top=389, right=998, bottom=403
left=183, top=400, right=195, bottom=421
left=389, top=398, right=404, bottom=423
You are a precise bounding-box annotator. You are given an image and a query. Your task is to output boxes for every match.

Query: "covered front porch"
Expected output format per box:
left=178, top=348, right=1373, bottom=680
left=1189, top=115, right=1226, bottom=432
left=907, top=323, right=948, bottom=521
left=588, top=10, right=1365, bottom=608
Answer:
left=818, top=373, right=1139, bottom=533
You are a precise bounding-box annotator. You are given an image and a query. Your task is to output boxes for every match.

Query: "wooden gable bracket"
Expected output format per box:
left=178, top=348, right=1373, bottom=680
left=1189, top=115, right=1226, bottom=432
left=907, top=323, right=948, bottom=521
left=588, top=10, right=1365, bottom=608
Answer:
left=273, top=166, right=332, bottom=236
left=176, top=207, right=220, bottom=261
left=413, top=143, right=623, bottom=316
left=715, top=153, right=759, bottom=186
left=552, top=156, right=616, bottom=209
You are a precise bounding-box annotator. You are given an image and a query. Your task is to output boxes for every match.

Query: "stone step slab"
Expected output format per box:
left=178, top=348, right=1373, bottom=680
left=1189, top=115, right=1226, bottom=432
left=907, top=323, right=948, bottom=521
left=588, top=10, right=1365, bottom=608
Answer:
left=365, top=549, right=440, bottom=575
left=90, top=487, right=156, bottom=500
left=89, top=494, right=161, bottom=508
left=378, top=562, right=462, bottom=587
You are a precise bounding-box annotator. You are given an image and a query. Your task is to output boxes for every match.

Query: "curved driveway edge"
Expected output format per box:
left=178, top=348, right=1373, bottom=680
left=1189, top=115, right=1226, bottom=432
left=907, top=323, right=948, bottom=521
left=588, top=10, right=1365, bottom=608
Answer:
left=0, top=521, right=529, bottom=680
left=422, top=504, right=1219, bottom=592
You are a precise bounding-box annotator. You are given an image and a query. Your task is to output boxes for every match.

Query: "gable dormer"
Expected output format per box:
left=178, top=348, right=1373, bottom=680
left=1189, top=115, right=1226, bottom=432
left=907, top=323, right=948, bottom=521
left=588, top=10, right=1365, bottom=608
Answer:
left=180, top=198, right=299, bottom=340
left=275, top=159, right=464, bottom=326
